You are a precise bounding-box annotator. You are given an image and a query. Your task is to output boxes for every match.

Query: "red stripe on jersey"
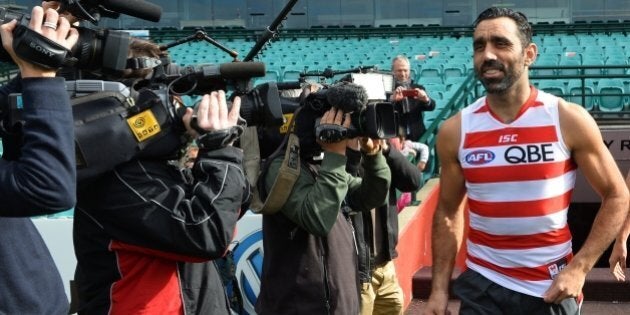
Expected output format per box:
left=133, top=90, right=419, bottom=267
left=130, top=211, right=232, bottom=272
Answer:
left=464, top=125, right=558, bottom=148
left=463, top=160, right=576, bottom=183
left=468, top=225, right=572, bottom=249
left=467, top=252, right=573, bottom=281
left=468, top=190, right=573, bottom=218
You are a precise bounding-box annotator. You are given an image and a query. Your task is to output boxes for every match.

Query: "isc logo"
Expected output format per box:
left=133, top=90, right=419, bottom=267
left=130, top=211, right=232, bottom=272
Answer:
left=465, top=150, right=495, bottom=165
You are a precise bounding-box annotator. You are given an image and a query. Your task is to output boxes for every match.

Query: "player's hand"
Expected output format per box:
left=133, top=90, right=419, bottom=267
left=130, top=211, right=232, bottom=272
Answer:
left=609, top=238, right=628, bottom=282
left=542, top=265, right=585, bottom=304
left=423, top=291, right=451, bottom=315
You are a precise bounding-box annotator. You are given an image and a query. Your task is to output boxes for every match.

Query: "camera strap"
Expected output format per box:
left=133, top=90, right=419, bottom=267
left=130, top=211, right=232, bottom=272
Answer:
left=249, top=111, right=301, bottom=215
left=12, top=24, right=73, bottom=70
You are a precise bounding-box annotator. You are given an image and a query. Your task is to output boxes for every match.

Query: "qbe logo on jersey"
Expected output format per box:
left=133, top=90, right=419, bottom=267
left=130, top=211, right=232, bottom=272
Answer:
left=233, top=214, right=264, bottom=315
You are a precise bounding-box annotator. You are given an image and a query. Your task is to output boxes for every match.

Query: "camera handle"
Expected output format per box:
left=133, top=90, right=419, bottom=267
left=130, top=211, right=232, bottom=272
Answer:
left=54, top=0, right=119, bottom=25
left=159, top=29, right=239, bottom=62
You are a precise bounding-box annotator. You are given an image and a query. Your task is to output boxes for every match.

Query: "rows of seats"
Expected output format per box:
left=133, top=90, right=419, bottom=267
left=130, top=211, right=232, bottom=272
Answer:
left=533, top=33, right=629, bottom=75
left=160, top=31, right=630, bottom=113
left=533, top=78, right=630, bottom=112
left=164, top=33, right=629, bottom=92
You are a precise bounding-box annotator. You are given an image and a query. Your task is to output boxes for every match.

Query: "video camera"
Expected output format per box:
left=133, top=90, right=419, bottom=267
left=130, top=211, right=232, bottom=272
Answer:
left=296, top=68, right=401, bottom=143
left=0, top=0, right=162, bottom=72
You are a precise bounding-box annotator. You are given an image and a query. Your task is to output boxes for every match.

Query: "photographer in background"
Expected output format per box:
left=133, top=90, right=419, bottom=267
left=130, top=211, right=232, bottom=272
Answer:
left=345, top=137, right=423, bottom=315
left=256, top=88, right=391, bottom=314
left=389, top=55, right=436, bottom=141
left=0, top=6, right=78, bottom=314
left=72, top=36, right=251, bottom=314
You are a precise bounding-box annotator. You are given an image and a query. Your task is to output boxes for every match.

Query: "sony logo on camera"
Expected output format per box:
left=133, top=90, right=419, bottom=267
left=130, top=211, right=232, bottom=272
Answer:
left=29, top=41, right=55, bottom=58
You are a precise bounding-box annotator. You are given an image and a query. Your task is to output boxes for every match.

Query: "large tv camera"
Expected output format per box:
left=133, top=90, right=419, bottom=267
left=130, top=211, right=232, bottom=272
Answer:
left=0, top=0, right=161, bottom=72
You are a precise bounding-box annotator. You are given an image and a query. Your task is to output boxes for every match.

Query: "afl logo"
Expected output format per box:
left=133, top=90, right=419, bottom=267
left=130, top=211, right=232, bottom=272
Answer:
left=233, top=229, right=263, bottom=315
left=465, top=150, right=495, bottom=165
left=133, top=117, right=146, bottom=128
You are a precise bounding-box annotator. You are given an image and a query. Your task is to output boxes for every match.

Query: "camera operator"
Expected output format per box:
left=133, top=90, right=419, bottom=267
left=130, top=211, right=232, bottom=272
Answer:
left=256, top=99, right=391, bottom=314
left=389, top=55, right=436, bottom=141
left=71, top=37, right=251, bottom=314
left=0, top=6, right=78, bottom=315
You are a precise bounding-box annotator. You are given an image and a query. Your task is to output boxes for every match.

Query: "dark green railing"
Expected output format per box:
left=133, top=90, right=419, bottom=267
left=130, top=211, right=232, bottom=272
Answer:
left=530, top=64, right=630, bottom=121
left=417, top=70, right=477, bottom=181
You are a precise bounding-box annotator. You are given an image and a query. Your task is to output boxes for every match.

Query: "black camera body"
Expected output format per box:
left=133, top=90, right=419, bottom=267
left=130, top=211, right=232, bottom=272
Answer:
left=300, top=74, right=400, bottom=143
left=0, top=7, right=130, bottom=72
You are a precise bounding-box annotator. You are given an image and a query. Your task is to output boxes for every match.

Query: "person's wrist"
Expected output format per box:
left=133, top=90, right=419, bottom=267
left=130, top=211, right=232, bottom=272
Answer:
left=20, top=66, right=55, bottom=78
left=323, top=143, right=346, bottom=156
left=381, top=143, right=390, bottom=155
left=361, top=144, right=381, bottom=156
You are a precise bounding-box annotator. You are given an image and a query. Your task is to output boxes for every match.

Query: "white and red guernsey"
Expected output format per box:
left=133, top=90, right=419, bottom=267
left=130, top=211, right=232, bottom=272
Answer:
left=458, top=87, right=577, bottom=297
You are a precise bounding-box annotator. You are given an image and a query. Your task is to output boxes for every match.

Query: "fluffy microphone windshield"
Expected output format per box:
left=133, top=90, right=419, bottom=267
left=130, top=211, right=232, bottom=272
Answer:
left=325, top=81, right=369, bottom=113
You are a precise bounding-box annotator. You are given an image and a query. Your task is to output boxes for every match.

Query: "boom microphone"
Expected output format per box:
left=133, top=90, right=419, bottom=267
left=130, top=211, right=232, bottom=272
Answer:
left=326, top=82, right=369, bottom=113
left=100, top=0, right=162, bottom=22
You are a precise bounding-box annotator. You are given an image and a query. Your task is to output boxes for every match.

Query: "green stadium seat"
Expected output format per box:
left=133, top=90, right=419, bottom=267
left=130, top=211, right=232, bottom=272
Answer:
left=262, top=70, right=281, bottom=82
left=443, top=64, right=465, bottom=78
left=418, top=64, right=442, bottom=78
left=533, top=56, right=558, bottom=76
left=558, top=57, right=581, bottom=76
left=597, top=78, right=627, bottom=112
left=605, top=57, right=628, bottom=75
left=445, top=76, right=467, bottom=91
left=567, top=79, right=597, bottom=111
left=538, top=80, right=566, bottom=97
left=422, top=83, right=447, bottom=93
left=419, top=76, right=444, bottom=85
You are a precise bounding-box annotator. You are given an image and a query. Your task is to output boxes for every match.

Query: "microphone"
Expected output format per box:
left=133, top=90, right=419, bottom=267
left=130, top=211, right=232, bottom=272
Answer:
left=218, top=62, right=266, bottom=79
left=326, top=82, right=368, bottom=113
left=166, top=62, right=266, bottom=95
left=175, top=62, right=266, bottom=80
left=100, top=0, right=162, bottom=22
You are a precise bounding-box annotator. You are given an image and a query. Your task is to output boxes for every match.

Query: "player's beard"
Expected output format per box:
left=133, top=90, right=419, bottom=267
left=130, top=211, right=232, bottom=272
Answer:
left=475, top=59, right=523, bottom=95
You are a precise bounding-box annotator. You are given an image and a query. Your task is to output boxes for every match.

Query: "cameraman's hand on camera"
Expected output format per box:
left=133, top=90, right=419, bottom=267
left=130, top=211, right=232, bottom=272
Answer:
left=0, top=6, right=78, bottom=78
left=182, top=91, right=242, bottom=146
left=316, top=107, right=350, bottom=156
left=42, top=1, right=79, bottom=25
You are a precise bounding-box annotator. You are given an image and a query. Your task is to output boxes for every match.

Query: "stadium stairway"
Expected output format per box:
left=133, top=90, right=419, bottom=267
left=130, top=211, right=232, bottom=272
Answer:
left=399, top=181, right=630, bottom=314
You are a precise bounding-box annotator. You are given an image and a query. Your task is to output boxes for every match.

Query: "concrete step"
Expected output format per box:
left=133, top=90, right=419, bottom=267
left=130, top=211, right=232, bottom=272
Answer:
left=412, top=267, right=630, bottom=302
